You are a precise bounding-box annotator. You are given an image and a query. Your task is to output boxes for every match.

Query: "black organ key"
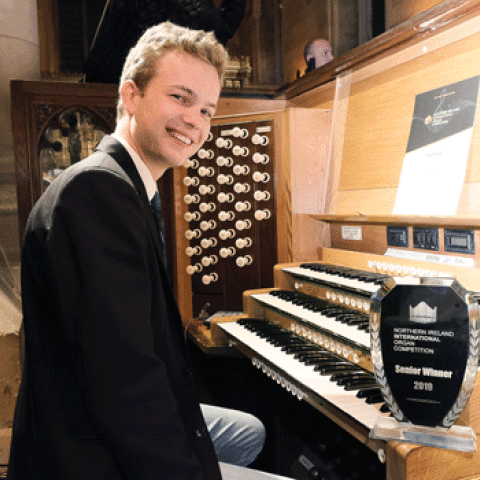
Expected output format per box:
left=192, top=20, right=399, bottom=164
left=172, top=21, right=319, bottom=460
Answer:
left=330, top=370, right=369, bottom=381
left=268, top=290, right=371, bottom=334
left=343, top=380, right=379, bottom=391
left=335, top=373, right=374, bottom=385
left=294, top=352, right=336, bottom=360
left=364, top=393, right=385, bottom=404
left=315, top=364, right=361, bottom=375
left=299, top=262, right=389, bottom=285
left=356, top=387, right=381, bottom=398
left=282, top=344, right=319, bottom=353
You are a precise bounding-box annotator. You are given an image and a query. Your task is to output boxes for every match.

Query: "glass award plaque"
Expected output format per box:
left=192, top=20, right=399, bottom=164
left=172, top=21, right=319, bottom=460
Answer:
left=369, top=277, right=479, bottom=452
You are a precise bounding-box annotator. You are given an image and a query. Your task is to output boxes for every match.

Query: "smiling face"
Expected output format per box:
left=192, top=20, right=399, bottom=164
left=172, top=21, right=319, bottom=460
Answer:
left=119, top=49, right=221, bottom=179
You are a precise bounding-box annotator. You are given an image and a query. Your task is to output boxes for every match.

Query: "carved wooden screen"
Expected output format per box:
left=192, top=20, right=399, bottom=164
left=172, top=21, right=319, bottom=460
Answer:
left=11, top=80, right=118, bottom=241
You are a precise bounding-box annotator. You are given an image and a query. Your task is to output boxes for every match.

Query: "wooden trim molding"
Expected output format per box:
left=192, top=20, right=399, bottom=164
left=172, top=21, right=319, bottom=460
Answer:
left=311, top=214, right=480, bottom=230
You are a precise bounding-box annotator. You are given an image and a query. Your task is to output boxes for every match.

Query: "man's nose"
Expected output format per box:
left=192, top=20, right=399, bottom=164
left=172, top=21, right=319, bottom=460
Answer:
left=182, top=108, right=203, bottom=127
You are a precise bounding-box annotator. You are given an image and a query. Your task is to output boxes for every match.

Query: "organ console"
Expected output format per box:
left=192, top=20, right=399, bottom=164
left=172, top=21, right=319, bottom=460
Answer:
left=204, top=249, right=480, bottom=480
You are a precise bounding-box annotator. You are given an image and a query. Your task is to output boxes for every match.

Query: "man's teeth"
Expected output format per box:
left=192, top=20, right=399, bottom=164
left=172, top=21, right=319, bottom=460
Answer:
left=171, top=131, right=193, bottom=145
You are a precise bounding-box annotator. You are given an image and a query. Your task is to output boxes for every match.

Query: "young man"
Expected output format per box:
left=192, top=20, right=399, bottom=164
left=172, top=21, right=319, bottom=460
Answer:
left=7, top=22, right=271, bottom=480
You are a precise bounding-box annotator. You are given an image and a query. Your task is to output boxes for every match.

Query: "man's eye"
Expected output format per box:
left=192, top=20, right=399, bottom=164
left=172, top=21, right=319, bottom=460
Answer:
left=202, top=109, right=213, bottom=119
left=172, top=94, right=187, bottom=103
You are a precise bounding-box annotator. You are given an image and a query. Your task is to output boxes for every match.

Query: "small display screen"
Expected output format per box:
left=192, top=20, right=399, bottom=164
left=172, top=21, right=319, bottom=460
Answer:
left=444, top=229, right=475, bottom=254
left=451, top=237, right=468, bottom=247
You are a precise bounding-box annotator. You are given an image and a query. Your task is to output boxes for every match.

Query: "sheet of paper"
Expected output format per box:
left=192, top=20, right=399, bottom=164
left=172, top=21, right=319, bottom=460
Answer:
left=393, top=76, right=480, bottom=215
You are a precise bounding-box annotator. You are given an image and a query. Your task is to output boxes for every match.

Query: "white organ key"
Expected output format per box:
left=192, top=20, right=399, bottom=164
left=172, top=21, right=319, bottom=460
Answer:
left=250, top=292, right=370, bottom=349
left=217, top=321, right=382, bottom=430
left=282, top=266, right=380, bottom=294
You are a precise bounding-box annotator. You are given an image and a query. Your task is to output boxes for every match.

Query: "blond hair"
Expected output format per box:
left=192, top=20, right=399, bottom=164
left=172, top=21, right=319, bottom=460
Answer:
left=117, top=22, right=228, bottom=121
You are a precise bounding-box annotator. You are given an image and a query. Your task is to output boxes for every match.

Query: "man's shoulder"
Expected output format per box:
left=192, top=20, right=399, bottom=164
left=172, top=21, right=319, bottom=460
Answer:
left=53, top=146, right=134, bottom=192
left=28, top=148, right=136, bottom=228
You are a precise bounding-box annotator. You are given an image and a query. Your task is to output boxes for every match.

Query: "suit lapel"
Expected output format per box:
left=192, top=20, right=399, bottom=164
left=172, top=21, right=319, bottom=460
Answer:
left=95, top=137, right=179, bottom=310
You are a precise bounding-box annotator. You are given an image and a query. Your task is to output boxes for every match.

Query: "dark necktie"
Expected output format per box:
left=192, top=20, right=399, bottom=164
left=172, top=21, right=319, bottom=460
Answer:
left=150, top=191, right=167, bottom=268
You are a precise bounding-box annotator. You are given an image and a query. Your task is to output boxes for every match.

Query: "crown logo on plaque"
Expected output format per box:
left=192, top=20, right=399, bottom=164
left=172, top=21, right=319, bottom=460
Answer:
left=409, top=301, right=437, bottom=324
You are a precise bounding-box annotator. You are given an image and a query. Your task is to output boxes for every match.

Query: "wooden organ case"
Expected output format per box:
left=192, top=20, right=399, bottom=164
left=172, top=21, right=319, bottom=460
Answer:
left=188, top=5, right=480, bottom=480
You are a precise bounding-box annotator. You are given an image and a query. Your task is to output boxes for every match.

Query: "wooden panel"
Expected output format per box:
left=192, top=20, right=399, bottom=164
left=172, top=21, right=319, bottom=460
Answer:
left=340, top=31, right=480, bottom=190
left=330, top=223, right=480, bottom=268
left=215, top=98, right=286, bottom=117
left=385, top=0, right=444, bottom=30
left=280, top=0, right=330, bottom=83
left=334, top=29, right=480, bottom=218
left=37, top=0, right=61, bottom=76
left=284, top=108, right=332, bottom=261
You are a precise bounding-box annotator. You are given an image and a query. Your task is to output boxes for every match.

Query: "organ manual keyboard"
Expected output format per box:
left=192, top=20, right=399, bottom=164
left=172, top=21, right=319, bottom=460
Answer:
left=208, top=248, right=480, bottom=480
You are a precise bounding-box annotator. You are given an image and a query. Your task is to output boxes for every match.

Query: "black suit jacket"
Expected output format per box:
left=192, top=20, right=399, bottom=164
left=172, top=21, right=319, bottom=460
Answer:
left=7, top=136, right=221, bottom=480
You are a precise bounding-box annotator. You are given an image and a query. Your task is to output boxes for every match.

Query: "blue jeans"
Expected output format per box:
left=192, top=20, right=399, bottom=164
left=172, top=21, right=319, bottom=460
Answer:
left=201, top=404, right=294, bottom=480
left=200, top=404, right=266, bottom=466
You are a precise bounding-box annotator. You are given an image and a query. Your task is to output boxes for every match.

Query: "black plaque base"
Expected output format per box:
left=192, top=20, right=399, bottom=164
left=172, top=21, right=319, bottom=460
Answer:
left=370, top=416, right=477, bottom=452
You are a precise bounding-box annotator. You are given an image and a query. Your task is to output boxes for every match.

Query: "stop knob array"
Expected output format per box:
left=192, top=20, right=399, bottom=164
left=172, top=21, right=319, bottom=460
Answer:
left=183, top=121, right=274, bottom=288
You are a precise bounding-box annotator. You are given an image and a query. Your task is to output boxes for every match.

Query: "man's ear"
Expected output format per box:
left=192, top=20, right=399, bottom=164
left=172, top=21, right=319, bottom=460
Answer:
left=120, top=80, right=140, bottom=115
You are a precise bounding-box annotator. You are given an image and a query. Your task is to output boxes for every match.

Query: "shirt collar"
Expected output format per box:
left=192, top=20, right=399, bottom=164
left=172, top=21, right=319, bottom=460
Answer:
left=111, top=132, right=158, bottom=201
